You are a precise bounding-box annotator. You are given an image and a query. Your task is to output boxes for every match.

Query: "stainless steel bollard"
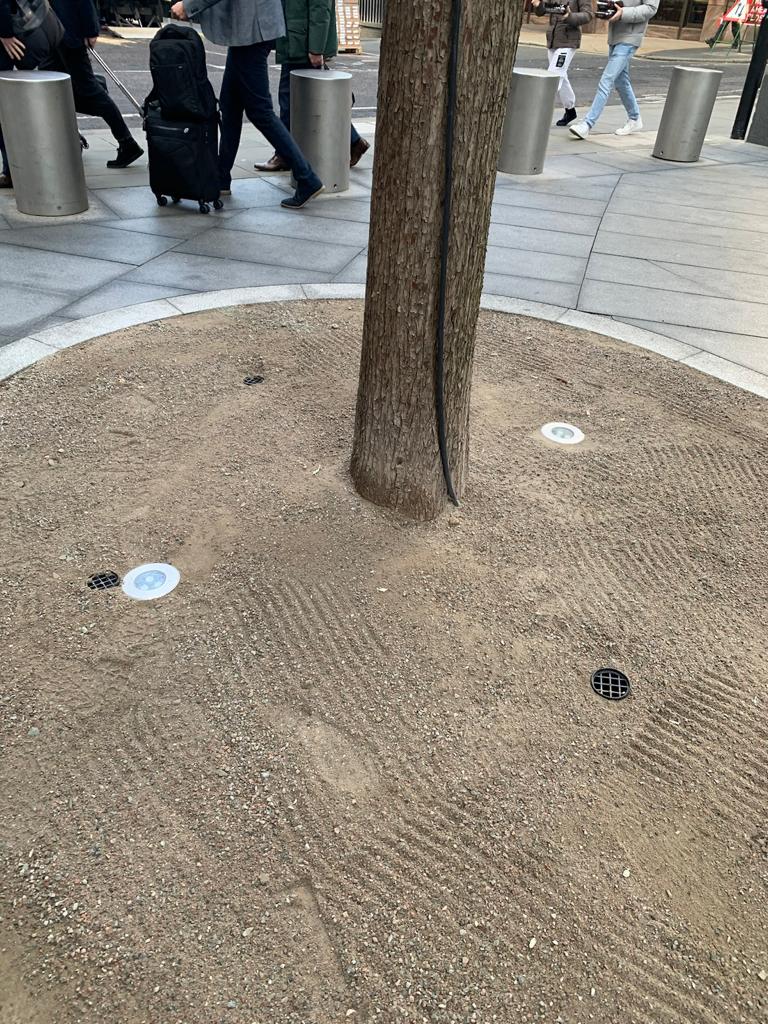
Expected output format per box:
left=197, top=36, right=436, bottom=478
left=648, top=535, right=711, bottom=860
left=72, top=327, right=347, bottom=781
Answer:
left=746, top=70, right=768, bottom=147
left=653, top=67, right=723, bottom=163
left=498, top=69, right=560, bottom=176
left=0, top=70, right=88, bottom=216
left=290, top=69, right=352, bottom=193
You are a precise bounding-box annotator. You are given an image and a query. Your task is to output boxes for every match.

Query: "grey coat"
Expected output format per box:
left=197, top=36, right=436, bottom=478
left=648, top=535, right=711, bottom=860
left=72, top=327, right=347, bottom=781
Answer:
left=183, top=0, right=285, bottom=48
left=608, top=0, right=660, bottom=48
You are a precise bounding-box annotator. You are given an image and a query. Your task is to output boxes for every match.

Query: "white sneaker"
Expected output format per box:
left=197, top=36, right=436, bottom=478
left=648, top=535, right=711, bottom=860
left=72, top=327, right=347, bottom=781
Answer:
left=615, top=117, right=643, bottom=136
left=569, top=121, right=590, bottom=140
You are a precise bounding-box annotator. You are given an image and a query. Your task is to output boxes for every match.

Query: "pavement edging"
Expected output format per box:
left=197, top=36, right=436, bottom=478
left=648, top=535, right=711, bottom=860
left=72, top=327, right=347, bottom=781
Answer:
left=1, top=285, right=767, bottom=400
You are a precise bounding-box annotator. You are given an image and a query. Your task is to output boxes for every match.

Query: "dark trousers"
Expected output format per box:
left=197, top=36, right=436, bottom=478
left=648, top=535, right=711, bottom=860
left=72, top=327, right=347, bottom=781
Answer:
left=41, top=44, right=133, bottom=143
left=278, top=61, right=361, bottom=147
left=218, top=41, right=318, bottom=189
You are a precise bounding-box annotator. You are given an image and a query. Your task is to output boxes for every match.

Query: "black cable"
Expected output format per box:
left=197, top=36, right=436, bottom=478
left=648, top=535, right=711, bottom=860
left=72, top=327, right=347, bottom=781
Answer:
left=435, top=0, right=462, bottom=507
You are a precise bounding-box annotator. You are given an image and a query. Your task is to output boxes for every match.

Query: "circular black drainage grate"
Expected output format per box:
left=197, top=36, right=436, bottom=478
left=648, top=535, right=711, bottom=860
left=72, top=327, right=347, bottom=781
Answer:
left=591, top=667, right=630, bottom=701
left=87, top=571, right=120, bottom=592
left=243, top=375, right=264, bottom=386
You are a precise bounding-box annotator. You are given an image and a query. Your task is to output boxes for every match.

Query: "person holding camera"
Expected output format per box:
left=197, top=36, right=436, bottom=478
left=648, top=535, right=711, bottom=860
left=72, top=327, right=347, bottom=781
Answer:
left=531, top=0, right=593, bottom=128
left=569, top=0, right=659, bottom=140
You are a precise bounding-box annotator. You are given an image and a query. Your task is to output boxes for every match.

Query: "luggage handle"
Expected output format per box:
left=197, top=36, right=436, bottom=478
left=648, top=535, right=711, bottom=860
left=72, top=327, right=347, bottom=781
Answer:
left=90, top=47, right=144, bottom=115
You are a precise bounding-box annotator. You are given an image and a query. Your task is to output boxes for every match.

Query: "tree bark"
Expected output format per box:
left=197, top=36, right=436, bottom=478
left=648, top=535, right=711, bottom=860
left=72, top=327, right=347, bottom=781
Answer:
left=351, top=0, right=524, bottom=520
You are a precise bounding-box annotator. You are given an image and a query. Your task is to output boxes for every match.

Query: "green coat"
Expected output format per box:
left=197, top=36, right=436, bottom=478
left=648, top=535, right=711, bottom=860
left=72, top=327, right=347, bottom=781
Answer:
left=275, top=0, right=338, bottom=63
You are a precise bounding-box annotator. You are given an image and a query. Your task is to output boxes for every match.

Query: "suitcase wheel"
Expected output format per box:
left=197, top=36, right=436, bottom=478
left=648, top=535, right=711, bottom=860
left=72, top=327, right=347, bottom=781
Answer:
left=156, top=195, right=168, bottom=207
left=199, top=202, right=210, bottom=215
left=213, top=199, right=224, bottom=211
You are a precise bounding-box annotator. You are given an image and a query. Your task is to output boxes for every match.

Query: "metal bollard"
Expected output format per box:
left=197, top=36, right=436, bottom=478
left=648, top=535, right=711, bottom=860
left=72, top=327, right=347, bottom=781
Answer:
left=290, top=69, right=352, bottom=194
left=0, top=70, right=88, bottom=216
left=498, top=69, right=560, bottom=176
left=746, top=70, right=768, bottom=146
left=653, top=67, right=723, bottom=163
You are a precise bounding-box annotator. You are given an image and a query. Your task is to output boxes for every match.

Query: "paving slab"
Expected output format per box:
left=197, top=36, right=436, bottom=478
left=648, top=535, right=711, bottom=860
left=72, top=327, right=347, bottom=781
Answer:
left=223, top=207, right=371, bottom=247
left=578, top=279, right=768, bottom=338
left=489, top=203, right=602, bottom=236
left=617, top=317, right=768, bottom=376
left=492, top=186, right=608, bottom=218
left=484, top=273, right=581, bottom=308
left=60, top=282, right=192, bottom=320
left=680, top=351, right=768, bottom=399
left=585, top=253, right=768, bottom=305
left=487, top=222, right=594, bottom=258
left=593, top=228, right=762, bottom=275
left=0, top=243, right=126, bottom=295
left=0, top=224, right=179, bottom=264
left=175, top=229, right=363, bottom=275
left=124, top=251, right=336, bottom=291
left=485, top=246, right=586, bottom=285
left=0, top=285, right=75, bottom=334
left=333, top=252, right=367, bottom=284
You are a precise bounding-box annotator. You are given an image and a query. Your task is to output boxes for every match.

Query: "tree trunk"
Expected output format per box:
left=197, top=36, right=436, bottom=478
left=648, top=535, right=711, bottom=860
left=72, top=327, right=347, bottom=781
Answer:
left=351, top=0, right=524, bottom=520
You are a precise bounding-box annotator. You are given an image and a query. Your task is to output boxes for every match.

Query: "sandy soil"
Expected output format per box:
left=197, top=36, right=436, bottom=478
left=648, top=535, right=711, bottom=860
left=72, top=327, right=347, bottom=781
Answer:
left=0, top=301, right=767, bottom=1024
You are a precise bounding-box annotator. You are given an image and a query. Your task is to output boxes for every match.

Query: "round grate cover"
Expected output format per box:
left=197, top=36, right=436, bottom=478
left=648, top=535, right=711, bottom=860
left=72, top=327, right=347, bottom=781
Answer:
left=87, top=570, right=120, bottom=591
left=541, top=422, right=585, bottom=445
left=591, top=667, right=630, bottom=701
left=243, top=375, right=264, bottom=386
left=122, top=563, right=180, bottom=601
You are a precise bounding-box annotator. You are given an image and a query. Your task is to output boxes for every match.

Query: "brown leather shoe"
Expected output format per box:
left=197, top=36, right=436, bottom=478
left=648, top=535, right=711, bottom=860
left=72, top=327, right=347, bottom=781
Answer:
left=350, top=137, right=370, bottom=168
left=254, top=152, right=290, bottom=172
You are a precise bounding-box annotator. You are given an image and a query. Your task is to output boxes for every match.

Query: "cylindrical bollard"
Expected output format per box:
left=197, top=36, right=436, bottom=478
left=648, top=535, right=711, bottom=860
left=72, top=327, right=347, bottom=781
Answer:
left=290, top=69, right=352, bottom=193
left=498, top=69, right=560, bottom=176
left=653, top=67, right=723, bottom=163
left=0, top=70, right=88, bottom=216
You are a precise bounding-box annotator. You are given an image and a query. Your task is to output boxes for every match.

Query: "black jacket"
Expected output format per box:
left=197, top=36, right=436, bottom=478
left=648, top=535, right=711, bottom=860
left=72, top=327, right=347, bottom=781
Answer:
left=0, top=0, right=52, bottom=38
left=49, top=0, right=99, bottom=47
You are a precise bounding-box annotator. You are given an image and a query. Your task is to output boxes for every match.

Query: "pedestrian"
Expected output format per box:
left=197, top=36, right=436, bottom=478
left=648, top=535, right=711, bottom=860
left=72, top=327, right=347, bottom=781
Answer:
left=530, top=0, right=593, bottom=128
left=569, top=0, right=660, bottom=140
left=41, top=0, right=144, bottom=168
left=0, top=0, right=65, bottom=187
left=169, top=0, right=323, bottom=209
left=255, top=0, right=369, bottom=173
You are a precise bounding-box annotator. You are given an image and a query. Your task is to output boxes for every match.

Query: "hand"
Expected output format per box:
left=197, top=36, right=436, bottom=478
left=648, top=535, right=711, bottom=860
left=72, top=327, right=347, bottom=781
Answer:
left=609, top=6, right=623, bottom=20
left=86, top=37, right=98, bottom=48
left=1, top=36, right=25, bottom=62
left=308, top=52, right=323, bottom=68
left=170, top=1, right=189, bottom=20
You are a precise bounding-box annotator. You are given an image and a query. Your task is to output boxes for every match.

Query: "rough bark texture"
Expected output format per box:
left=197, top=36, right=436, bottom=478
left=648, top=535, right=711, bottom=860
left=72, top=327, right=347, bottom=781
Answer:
left=351, top=0, right=524, bottom=520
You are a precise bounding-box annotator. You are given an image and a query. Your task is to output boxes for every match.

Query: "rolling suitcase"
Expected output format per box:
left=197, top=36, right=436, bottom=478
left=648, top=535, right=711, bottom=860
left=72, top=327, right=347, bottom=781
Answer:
left=91, top=26, right=222, bottom=215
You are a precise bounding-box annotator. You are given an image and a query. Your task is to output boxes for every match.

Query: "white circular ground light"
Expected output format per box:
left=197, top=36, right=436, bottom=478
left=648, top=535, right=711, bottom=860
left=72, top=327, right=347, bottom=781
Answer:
left=122, top=563, right=180, bottom=601
left=540, top=422, right=585, bottom=446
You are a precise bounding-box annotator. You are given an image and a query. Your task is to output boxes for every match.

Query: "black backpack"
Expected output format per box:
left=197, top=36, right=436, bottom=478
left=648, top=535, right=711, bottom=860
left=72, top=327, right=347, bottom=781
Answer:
left=147, top=23, right=217, bottom=122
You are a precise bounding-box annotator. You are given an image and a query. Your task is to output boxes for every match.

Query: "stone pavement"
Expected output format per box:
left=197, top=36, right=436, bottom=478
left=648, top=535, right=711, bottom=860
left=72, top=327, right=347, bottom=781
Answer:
left=1, top=94, right=768, bottom=397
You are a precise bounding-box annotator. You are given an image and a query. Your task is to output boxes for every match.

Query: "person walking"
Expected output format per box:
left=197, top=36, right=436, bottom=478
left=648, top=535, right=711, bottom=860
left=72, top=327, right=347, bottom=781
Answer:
left=530, top=0, right=593, bottom=128
left=569, top=0, right=659, bottom=140
left=41, top=0, right=143, bottom=168
left=170, top=0, right=323, bottom=209
left=255, top=0, right=369, bottom=173
left=0, top=0, right=65, bottom=186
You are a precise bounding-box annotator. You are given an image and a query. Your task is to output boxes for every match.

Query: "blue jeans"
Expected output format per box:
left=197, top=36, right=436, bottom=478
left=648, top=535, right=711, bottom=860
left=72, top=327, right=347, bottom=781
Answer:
left=585, top=43, right=640, bottom=128
left=277, top=62, right=361, bottom=147
left=218, top=41, right=320, bottom=189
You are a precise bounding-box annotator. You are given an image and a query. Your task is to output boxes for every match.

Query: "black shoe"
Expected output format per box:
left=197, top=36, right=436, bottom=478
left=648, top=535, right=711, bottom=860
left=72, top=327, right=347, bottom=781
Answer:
left=0, top=172, right=13, bottom=189
left=281, top=176, right=324, bottom=210
left=79, top=133, right=89, bottom=151
left=107, top=138, right=144, bottom=169
left=556, top=108, right=578, bottom=127
left=705, top=37, right=715, bottom=48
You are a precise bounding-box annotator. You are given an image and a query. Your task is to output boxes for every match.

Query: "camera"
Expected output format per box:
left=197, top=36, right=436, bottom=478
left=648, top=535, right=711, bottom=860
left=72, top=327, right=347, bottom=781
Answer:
left=596, top=0, right=622, bottom=18
left=541, top=1, right=568, bottom=12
